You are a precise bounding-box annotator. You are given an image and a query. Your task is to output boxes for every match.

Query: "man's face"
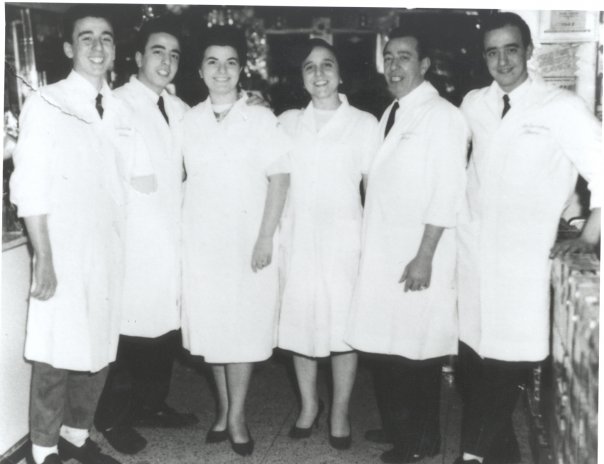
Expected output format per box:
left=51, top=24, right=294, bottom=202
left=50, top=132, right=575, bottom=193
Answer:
left=483, top=25, right=533, bottom=93
left=63, top=16, right=115, bottom=88
left=383, top=36, right=430, bottom=100
left=136, top=32, right=181, bottom=95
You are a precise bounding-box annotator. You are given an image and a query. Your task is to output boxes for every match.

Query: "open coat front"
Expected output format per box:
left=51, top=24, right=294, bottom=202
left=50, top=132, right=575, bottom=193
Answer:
left=458, top=78, right=602, bottom=362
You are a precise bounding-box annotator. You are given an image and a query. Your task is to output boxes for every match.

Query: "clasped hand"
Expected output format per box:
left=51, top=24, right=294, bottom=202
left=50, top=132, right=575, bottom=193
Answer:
left=399, top=255, right=432, bottom=292
left=251, top=236, right=273, bottom=272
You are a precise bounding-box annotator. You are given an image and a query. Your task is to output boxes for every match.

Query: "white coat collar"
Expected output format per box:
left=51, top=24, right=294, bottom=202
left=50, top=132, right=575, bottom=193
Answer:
left=380, top=81, right=438, bottom=141
left=196, top=93, right=250, bottom=124
left=40, top=70, right=116, bottom=124
left=300, top=93, right=351, bottom=134
left=128, top=75, right=170, bottom=104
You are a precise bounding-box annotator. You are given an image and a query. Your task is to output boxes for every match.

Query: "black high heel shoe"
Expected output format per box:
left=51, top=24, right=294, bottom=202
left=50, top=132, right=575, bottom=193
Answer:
left=229, top=427, right=254, bottom=456
left=288, top=400, right=325, bottom=439
left=205, top=428, right=228, bottom=444
left=329, top=418, right=352, bottom=450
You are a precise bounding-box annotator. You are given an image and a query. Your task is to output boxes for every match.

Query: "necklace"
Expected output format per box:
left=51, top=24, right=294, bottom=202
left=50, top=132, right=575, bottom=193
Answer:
left=212, top=103, right=233, bottom=123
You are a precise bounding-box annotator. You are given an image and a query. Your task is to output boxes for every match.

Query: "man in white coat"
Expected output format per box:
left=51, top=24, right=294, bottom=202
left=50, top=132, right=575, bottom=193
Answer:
left=346, top=26, right=468, bottom=464
left=9, top=5, right=154, bottom=464
left=93, top=17, right=196, bottom=455
left=455, top=12, right=601, bottom=464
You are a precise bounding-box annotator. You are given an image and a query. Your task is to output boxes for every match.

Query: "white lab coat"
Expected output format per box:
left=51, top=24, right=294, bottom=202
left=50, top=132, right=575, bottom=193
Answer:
left=346, top=81, right=469, bottom=360
left=181, top=97, right=291, bottom=363
left=115, top=77, right=189, bottom=338
left=277, top=96, right=379, bottom=357
left=10, top=71, right=150, bottom=372
left=458, top=77, right=602, bottom=362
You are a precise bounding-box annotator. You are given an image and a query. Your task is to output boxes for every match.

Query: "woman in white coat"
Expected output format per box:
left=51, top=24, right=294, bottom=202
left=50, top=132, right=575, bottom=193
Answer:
left=277, top=39, right=379, bottom=449
left=181, top=26, right=290, bottom=456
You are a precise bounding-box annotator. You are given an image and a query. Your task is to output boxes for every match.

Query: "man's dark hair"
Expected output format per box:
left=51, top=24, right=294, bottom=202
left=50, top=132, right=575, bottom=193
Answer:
left=199, top=26, right=247, bottom=69
left=136, top=15, right=182, bottom=54
left=62, top=4, right=114, bottom=43
left=385, top=26, right=431, bottom=60
left=481, top=12, right=533, bottom=49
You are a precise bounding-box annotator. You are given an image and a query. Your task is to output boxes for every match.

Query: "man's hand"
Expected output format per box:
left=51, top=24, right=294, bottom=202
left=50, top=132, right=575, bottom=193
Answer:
left=244, top=90, right=271, bottom=109
left=550, top=236, right=598, bottom=258
left=31, top=254, right=57, bottom=300
left=251, top=236, right=273, bottom=272
left=399, top=255, right=432, bottom=292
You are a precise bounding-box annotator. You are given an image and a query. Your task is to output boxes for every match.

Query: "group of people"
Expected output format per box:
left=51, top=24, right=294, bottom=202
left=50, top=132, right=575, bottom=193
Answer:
left=9, top=5, right=601, bottom=464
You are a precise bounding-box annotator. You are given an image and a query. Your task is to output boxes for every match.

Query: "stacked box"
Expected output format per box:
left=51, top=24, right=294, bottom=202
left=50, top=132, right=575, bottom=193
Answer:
left=550, top=254, right=599, bottom=464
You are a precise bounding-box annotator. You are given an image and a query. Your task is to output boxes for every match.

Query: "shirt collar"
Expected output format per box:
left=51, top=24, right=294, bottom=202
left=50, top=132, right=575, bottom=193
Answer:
left=129, top=75, right=169, bottom=104
left=395, top=80, right=437, bottom=108
left=66, top=69, right=111, bottom=101
left=494, top=76, right=532, bottom=107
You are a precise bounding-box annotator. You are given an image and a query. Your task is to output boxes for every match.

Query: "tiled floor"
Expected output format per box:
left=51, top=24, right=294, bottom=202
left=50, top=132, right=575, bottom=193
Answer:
left=60, top=352, right=532, bottom=464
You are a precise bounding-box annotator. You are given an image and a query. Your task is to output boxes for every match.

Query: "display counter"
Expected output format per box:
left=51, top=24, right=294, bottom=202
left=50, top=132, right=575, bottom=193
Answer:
left=0, top=239, right=32, bottom=458
left=527, top=251, right=599, bottom=464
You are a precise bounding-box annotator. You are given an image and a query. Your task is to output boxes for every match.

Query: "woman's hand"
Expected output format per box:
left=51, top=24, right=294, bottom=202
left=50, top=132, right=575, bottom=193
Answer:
left=399, top=255, right=432, bottom=292
left=251, top=236, right=274, bottom=272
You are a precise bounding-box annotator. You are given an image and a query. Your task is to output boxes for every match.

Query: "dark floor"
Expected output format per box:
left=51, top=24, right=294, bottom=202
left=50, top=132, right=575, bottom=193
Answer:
left=69, top=352, right=531, bottom=464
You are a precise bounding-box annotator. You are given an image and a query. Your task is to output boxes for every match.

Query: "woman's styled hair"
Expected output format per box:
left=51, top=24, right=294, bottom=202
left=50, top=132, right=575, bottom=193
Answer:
left=298, top=38, right=340, bottom=68
left=199, top=26, right=247, bottom=69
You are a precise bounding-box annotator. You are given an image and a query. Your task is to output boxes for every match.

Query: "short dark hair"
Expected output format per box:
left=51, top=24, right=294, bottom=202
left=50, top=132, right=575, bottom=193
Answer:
left=136, top=16, right=182, bottom=54
left=62, top=4, right=114, bottom=43
left=385, top=26, right=431, bottom=60
left=199, top=26, right=247, bottom=68
left=298, top=38, right=340, bottom=68
left=481, top=12, right=533, bottom=49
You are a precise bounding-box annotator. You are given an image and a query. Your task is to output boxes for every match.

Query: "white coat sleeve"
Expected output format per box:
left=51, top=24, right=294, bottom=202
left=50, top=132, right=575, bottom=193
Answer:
left=553, top=95, right=602, bottom=209
left=10, top=93, right=57, bottom=217
left=422, top=106, right=469, bottom=228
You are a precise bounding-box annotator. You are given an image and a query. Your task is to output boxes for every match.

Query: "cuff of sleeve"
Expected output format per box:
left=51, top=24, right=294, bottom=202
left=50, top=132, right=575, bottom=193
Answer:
left=14, top=201, right=51, bottom=217
left=422, top=210, right=457, bottom=229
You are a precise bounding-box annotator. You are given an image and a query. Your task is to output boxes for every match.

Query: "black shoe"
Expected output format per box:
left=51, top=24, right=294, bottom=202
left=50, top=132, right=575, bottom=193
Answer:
left=365, top=428, right=393, bottom=444
left=133, top=403, right=199, bottom=428
left=58, top=438, right=121, bottom=464
left=205, top=429, right=228, bottom=444
left=288, top=400, right=324, bottom=439
left=229, top=428, right=254, bottom=456
left=329, top=433, right=352, bottom=450
left=26, top=451, right=61, bottom=464
left=381, top=447, right=440, bottom=463
left=102, top=426, right=147, bottom=454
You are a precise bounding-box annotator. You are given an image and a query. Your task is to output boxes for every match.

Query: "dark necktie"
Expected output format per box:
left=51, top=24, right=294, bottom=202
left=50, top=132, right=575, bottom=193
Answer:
left=95, top=93, right=104, bottom=119
left=384, top=101, right=399, bottom=137
left=502, top=94, right=511, bottom=118
left=157, top=96, right=169, bottom=125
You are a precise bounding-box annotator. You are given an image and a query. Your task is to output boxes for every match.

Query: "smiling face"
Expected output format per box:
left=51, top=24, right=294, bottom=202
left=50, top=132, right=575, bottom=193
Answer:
left=63, top=16, right=115, bottom=90
left=302, top=46, right=340, bottom=107
left=199, top=45, right=241, bottom=104
left=383, top=36, right=430, bottom=100
left=136, top=32, right=181, bottom=95
left=483, top=25, right=533, bottom=93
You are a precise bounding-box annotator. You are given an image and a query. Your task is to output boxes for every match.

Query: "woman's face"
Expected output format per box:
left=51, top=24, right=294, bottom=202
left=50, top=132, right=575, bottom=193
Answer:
left=199, top=45, right=241, bottom=100
left=302, top=46, right=340, bottom=102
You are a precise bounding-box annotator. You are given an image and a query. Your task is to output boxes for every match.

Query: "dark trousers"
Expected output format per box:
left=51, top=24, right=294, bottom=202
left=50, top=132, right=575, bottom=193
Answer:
left=30, top=362, right=108, bottom=446
left=94, top=330, right=181, bottom=431
left=457, top=342, right=534, bottom=458
left=370, top=353, right=444, bottom=457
